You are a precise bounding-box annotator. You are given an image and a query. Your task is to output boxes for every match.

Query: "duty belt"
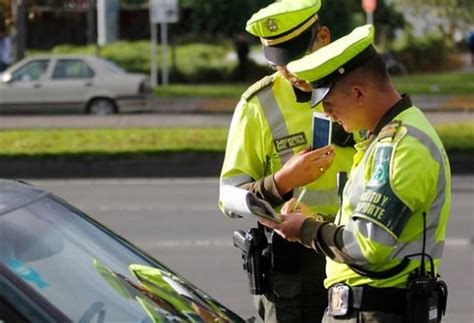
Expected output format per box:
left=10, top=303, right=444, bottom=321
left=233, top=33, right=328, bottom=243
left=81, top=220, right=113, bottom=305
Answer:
left=328, top=284, right=407, bottom=317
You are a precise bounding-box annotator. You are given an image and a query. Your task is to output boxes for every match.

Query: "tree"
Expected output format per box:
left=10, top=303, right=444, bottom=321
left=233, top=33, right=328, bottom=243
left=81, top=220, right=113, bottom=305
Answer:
left=180, top=0, right=273, bottom=38
left=319, top=0, right=359, bottom=40
left=396, top=0, right=473, bottom=38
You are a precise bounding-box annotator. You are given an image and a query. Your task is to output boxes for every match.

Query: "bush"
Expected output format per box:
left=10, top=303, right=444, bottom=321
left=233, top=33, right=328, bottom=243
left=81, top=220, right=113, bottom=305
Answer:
left=44, top=40, right=271, bottom=83
left=391, top=33, right=451, bottom=73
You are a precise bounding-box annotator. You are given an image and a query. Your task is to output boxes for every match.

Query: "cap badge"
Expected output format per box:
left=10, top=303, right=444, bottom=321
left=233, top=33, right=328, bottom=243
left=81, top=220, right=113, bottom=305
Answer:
left=265, top=18, right=279, bottom=32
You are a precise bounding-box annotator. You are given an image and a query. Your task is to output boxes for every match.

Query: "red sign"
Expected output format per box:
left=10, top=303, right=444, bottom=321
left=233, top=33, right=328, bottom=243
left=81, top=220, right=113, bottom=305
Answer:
left=362, top=0, right=377, bottom=13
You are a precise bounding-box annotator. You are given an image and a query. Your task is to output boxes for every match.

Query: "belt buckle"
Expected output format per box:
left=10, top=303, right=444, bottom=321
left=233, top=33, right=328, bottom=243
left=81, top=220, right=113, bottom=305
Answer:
left=328, top=284, right=350, bottom=317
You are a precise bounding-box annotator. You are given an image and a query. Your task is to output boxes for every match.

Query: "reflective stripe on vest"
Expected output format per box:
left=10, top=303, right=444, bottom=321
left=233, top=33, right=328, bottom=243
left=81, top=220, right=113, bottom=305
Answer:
left=220, top=175, right=253, bottom=188
left=258, top=86, right=293, bottom=165
left=258, top=86, right=339, bottom=207
left=295, top=186, right=339, bottom=207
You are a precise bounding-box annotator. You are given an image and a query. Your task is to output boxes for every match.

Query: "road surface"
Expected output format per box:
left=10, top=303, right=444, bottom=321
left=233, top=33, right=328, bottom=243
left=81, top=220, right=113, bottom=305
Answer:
left=29, top=176, right=474, bottom=322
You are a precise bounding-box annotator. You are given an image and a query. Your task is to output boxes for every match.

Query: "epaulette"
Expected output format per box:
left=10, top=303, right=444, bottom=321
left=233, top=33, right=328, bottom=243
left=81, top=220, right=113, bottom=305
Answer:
left=377, top=120, right=402, bottom=142
left=241, top=75, right=275, bottom=101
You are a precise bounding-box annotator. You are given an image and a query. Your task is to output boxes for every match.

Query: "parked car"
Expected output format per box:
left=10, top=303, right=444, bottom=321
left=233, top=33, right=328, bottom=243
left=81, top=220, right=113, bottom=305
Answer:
left=0, top=179, right=245, bottom=322
left=0, top=55, right=152, bottom=115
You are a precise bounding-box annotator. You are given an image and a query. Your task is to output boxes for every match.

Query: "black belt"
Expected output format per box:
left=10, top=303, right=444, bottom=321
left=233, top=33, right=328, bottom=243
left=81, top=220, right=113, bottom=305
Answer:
left=328, top=284, right=406, bottom=316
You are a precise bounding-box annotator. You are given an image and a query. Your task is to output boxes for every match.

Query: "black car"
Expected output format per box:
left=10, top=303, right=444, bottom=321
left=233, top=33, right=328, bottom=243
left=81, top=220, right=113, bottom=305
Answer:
left=0, top=179, right=245, bottom=322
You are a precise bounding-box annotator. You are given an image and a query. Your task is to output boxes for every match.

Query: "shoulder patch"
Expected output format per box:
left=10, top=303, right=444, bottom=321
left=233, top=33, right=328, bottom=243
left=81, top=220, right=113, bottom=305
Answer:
left=354, top=144, right=412, bottom=238
left=377, top=120, right=402, bottom=142
left=241, top=75, right=274, bottom=101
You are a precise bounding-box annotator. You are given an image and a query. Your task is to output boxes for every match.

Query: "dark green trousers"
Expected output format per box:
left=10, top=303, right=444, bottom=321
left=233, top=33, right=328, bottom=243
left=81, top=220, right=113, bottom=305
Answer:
left=254, top=252, right=327, bottom=323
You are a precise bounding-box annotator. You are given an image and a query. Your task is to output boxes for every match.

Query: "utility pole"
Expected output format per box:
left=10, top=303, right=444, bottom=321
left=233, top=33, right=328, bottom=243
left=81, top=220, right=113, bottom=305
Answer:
left=11, top=0, right=26, bottom=62
left=87, top=0, right=96, bottom=44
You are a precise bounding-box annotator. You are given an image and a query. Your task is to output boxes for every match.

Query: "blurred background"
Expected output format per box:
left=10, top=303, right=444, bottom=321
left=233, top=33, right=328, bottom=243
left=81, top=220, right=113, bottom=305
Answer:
left=0, top=1, right=472, bottom=322
left=0, top=0, right=473, bottom=84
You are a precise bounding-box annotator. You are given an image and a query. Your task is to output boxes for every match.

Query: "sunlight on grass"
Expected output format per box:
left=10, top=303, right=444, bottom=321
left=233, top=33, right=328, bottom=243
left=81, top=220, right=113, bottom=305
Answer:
left=0, top=128, right=229, bottom=158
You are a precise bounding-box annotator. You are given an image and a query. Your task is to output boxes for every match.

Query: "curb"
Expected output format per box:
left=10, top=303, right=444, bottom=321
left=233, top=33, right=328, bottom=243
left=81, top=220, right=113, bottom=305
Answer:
left=0, top=152, right=470, bottom=179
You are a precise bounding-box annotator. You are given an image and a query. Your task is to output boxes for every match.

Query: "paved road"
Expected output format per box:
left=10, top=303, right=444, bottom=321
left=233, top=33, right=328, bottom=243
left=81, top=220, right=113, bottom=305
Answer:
left=29, top=177, right=474, bottom=322
left=0, top=110, right=473, bottom=130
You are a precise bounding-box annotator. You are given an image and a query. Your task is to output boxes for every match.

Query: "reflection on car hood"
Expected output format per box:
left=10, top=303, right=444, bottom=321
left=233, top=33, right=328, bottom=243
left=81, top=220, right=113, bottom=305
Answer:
left=94, top=260, right=237, bottom=322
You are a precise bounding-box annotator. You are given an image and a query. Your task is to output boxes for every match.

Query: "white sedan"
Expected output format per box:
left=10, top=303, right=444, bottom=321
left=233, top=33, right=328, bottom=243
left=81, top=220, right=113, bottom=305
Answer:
left=0, top=55, right=152, bottom=115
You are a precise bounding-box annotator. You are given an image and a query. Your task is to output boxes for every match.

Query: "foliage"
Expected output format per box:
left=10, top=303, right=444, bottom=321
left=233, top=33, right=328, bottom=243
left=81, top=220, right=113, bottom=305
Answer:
left=396, top=0, right=473, bottom=32
left=372, top=0, right=405, bottom=45
left=318, top=0, right=404, bottom=42
left=391, top=32, right=450, bottom=72
left=180, top=0, right=273, bottom=38
left=47, top=40, right=272, bottom=83
left=318, top=0, right=359, bottom=40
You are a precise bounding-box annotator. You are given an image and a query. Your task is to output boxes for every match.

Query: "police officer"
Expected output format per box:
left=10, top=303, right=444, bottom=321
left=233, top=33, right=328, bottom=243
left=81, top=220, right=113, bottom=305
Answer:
left=219, top=0, right=356, bottom=322
left=261, top=24, right=452, bottom=322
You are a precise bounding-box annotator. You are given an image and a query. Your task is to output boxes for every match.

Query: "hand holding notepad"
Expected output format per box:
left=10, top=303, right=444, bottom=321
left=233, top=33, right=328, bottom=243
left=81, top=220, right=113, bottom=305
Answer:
left=220, top=185, right=282, bottom=223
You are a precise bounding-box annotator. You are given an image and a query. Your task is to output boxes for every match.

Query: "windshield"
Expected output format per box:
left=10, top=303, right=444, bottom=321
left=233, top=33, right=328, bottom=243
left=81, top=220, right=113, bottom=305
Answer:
left=0, top=192, right=241, bottom=322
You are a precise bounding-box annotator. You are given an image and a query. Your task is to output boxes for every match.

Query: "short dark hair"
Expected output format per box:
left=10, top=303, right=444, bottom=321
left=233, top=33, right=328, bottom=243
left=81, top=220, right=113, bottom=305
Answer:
left=357, top=52, right=390, bottom=88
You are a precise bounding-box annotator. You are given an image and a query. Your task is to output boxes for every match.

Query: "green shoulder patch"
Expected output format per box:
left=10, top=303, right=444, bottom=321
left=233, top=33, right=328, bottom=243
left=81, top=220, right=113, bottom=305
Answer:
left=377, top=120, right=402, bottom=142
left=241, top=75, right=275, bottom=101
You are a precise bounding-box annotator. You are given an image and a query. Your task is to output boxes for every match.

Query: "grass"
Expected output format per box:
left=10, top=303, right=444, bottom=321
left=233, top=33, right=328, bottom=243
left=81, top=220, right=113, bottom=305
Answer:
left=155, top=83, right=248, bottom=98
left=0, top=124, right=472, bottom=159
left=392, top=72, right=474, bottom=95
left=0, top=128, right=228, bottom=159
left=153, top=71, right=474, bottom=97
left=434, top=123, right=474, bottom=153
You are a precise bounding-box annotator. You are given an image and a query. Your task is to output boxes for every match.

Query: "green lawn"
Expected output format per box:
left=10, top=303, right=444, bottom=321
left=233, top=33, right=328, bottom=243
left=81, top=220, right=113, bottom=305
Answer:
left=155, top=83, right=248, bottom=98
left=154, top=71, right=474, bottom=97
left=393, top=72, right=474, bottom=95
left=0, top=124, right=472, bottom=159
left=0, top=128, right=228, bottom=159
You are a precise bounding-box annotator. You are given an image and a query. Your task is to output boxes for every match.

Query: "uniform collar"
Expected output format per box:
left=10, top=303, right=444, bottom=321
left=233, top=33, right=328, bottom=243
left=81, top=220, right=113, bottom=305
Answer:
left=372, top=94, right=412, bottom=136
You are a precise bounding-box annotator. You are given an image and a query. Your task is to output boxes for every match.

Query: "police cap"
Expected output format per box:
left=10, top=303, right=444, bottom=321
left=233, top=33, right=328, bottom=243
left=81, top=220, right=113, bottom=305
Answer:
left=246, top=0, right=321, bottom=66
left=287, top=24, right=376, bottom=106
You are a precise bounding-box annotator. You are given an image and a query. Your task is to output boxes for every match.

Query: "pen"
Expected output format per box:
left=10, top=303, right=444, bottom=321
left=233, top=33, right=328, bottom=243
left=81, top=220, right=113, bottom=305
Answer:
left=293, top=187, right=307, bottom=211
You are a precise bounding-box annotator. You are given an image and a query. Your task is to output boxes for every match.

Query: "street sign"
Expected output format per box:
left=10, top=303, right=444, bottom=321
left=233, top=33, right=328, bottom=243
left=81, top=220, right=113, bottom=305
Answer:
left=362, top=0, right=377, bottom=13
left=150, top=0, right=179, bottom=24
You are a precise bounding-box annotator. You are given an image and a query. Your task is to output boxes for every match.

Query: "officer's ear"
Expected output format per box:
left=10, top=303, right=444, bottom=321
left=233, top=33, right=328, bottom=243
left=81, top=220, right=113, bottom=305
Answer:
left=309, top=26, right=330, bottom=52
left=315, top=26, right=330, bottom=46
left=351, top=84, right=367, bottom=106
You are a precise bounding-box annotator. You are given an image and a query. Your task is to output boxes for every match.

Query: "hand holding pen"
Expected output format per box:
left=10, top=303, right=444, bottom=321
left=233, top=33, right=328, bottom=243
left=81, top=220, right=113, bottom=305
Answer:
left=280, top=187, right=311, bottom=215
left=293, top=187, right=307, bottom=211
